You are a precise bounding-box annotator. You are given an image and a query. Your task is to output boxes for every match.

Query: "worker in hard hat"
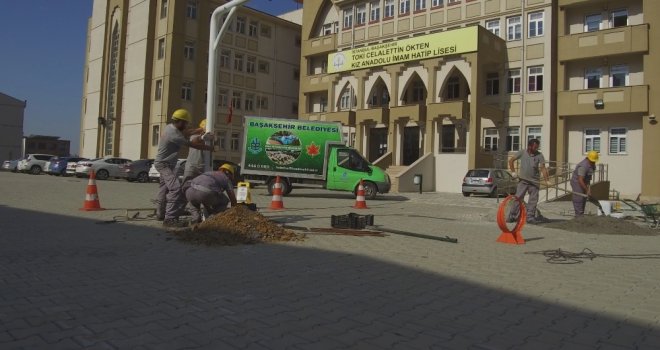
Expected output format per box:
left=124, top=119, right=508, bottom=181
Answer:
left=570, top=150, right=599, bottom=216
left=155, top=109, right=214, bottom=227
left=183, top=119, right=210, bottom=183
left=184, top=163, right=238, bottom=224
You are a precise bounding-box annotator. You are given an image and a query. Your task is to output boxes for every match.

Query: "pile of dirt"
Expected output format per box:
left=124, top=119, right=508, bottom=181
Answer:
left=542, top=215, right=659, bottom=236
left=173, top=205, right=305, bottom=245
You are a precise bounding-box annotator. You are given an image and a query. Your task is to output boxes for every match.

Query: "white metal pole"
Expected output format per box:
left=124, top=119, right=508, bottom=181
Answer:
left=205, top=0, right=251, bottom=172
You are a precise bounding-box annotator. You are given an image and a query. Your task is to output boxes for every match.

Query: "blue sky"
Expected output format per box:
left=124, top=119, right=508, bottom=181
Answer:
left=0, top=0, right=301, bottom=155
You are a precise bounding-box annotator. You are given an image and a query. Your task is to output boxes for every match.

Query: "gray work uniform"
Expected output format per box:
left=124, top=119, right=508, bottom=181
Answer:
left=570, top=158, right=594, bottom=216
left=155, top=124, right=190, bottom=220
left=184, top=171, right=234, bottom=223
left=511, top=149, right=546, bottom=220
left=183, top=134, right=205, bottom=183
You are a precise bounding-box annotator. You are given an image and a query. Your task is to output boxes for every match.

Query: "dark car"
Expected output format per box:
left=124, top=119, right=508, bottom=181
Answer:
left=46, top=157, right=87, bottom=176
left=462, top=168, right=517, bottom=198
left=122, top=159, right=154, bottom=183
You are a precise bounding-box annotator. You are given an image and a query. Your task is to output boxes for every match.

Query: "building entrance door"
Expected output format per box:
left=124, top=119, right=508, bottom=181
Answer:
left=403, top=126, right=420, bottom=166
left=368, top=128, right=388, bottom=162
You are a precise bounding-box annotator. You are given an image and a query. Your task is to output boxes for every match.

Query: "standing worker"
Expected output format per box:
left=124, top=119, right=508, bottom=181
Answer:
left=185, top=164, right=238, bottom=224
left=155, top=109, right=213, bottom=227
left=508, top=138, right=550, bottom=224
left=183, top=119, right=208, bottom=183
left=570, top=151, right=598, bottom=216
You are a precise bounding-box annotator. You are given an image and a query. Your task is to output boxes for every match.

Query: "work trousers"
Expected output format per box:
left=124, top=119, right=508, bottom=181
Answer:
left=182, top=165, right=204, bottom=184
left=510, top=181, right=540, bottom=220
left=571, top=182, right=587, bottom=216
left=185, top=187, right=230, bottom=223
left=156, top=164, right=186, bottom=220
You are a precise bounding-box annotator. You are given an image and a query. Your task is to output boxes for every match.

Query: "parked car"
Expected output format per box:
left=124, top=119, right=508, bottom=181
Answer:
left=462, top=168, right=518, bottom=198
left=122, top=159, right=154, bottom=183
left=75, top=157, right=132, bottom=180
left=148, top=159, right=186, bottom=182
left=18, top=154, right=55, bottom=175
left=66, top=158, right=89, bottom=176
left=46, top=157, right=88, bottom=176
left=2, top=159, right=20, bottom=172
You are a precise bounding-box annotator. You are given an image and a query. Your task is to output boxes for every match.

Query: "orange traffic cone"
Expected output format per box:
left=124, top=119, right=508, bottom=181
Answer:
left=269, top=176, right=285, bottom=210
left=80, top=170, right=105, bottom=211
left=496, top=195, right=525, bottom=244
left=353, top=179, right=368, bottom=209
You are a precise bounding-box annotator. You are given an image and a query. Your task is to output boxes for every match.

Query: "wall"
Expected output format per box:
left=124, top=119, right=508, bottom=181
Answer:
left=565, top=57, right=644, bottom=91
left=565, top=1, right=644, bottom=35
left=0, top=94, right=25, bottom=161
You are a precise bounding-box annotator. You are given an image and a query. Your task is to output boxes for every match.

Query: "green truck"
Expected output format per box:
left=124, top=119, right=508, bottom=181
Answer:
left=240, top=117, right=390, bottom=199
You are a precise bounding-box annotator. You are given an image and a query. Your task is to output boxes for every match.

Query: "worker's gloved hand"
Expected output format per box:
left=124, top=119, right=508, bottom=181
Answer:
left=201, top=132, right=214, bottom=142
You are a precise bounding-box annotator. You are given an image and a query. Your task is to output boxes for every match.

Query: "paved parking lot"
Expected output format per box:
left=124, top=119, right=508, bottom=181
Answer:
left=1, top=171, right=660, bottom=349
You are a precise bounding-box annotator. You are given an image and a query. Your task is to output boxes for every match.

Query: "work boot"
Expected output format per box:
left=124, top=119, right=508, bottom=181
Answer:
left=163, top=218, right=187, bottom=228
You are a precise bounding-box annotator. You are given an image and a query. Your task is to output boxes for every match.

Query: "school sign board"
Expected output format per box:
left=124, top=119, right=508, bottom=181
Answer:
left=327, top=26, right=478, bottom=73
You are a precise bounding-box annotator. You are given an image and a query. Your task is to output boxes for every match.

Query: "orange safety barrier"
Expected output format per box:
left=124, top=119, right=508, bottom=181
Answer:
left=496, top=195, right=526, bottom=244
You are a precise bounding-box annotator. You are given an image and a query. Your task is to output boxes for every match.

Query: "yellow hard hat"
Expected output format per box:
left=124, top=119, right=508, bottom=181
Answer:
left=172, top=109, right=191, bottom=123
left=587, top=150, right=599, bottom=163
left=199, top=119, right=207, bottom=129
left=218, top=163, right=235, bottom=176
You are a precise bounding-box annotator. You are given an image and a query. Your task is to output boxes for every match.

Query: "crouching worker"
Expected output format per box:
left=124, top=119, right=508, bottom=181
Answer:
left=185, top=164, right=238, bottom=223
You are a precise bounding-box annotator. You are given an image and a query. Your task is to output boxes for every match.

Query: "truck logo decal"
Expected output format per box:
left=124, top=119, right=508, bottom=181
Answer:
left=248, top=138, right=262, bottom=155
left=306, top=142, right=320, bottom=157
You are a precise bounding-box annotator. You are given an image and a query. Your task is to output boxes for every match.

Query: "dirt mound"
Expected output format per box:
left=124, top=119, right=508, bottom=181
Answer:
left=173, top=205, right=305, bottom=245
left=542, top=215, right=659, bottom=236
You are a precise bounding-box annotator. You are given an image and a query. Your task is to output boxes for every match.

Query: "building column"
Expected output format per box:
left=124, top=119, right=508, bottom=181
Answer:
left=556, top=116, right=566, bottom=164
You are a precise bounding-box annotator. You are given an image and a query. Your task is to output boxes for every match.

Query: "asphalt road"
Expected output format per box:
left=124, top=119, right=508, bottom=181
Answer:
left=1, top=171, right=660, bottom=349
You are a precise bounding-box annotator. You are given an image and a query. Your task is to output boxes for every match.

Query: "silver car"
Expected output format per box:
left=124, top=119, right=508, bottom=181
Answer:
left=18, top=154, right=55, bottom=175
left=462, top=168, right=518, bottom=198
left=75, top=157, right=132, bottom=180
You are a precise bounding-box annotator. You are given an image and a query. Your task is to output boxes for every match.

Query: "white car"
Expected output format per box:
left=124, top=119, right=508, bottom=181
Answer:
left=75, top=157, right=132, bottom=180
left=18, top=154, right=56, bottom=175
left=66, top=158, right=88, bottom=175
left=148, top=159, right=186, bottom=182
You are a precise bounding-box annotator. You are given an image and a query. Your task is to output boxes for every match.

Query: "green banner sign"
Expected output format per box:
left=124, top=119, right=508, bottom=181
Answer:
left=242, top=117, right=343, bottom=176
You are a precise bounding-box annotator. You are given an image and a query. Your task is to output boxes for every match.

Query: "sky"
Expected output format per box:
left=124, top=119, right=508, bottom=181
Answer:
left=0, top=0, right=301, bottom=155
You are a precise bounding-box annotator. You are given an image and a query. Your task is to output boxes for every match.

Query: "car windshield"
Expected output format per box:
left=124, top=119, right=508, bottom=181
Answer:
left=466, top=170, right=490, bottom=178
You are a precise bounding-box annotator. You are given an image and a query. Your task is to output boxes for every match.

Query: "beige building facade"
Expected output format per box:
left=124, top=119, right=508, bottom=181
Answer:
left=80, top=0, right=301, bottom=164
left=0, top=92, right=26, bottom=161
left=299, top=0, right=556, bottom=193
left=556, top=0, right=659, bottom=199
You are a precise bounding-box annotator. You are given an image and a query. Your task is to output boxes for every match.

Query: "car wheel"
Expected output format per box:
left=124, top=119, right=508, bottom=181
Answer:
left=30, top=165, right=42, bottom=175
left=358, top=181, right=378, bottom=200
left=96, top=169, right=110, bottom=180
left=462, top=192, right=470, bottom=197
left=137, top=172, right=149, bottom=183
left=489, top=187, right=498, bottom=198
left=267, top=178, right=289, bottom=196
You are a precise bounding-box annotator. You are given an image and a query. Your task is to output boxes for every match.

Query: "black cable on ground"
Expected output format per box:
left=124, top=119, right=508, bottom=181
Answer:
left=525, top=248, right=660, bottom=264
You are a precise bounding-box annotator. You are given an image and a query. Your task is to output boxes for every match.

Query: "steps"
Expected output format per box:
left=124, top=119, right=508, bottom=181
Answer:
left=385, top=166, right=408, bottom=193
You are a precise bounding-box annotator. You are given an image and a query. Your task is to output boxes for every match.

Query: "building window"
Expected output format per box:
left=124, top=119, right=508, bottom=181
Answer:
left=181, top=82, right=193, bottom=101
left=160, top=0, right=168, bottom=19
left=585, top=14, right=601, bottom=32
left=234, top=53, right=244, bottom=72
left=507, top=69, right=521, bottom=94
left=584, top=68, right=602, bottom=89
left=486, top=73, right=499, bottom=96
left=483, top=128, right=499, bottom=151
left=507, top=16, right=522, bottom=41
left=236, top=16, right=246, bottom=34
left=384, top=0, right=395, bottom=18
left=231, top=132, right=240, bottom=151
left=432, top=0, right=443, bottom=8
left=152, top=125, right=160, bottom=146
left=528, top=11, right=544, bottom=37
left=486, top=19, right=500, bottom=37
left=400, top=0, right=410, bottom=15
left=415, top=0, right=426, bottom=12
left=293, top=68, right=300, bottom=80
left=217, top=132, right=226, bottom=150
left=246, top=56, right=256, bottom=74
left=584, top=128, right=601, bottom=153
left=340, top=89, right=352, bottom=110
left=527, top=66, right=543, bottom=92
left=220, top=50, right=230, bottom=68
left=258, top=60, right=269, bottom=74
left=356, top=4, right=366, bottom=25
left=370, top=1, right=380, bottom=22
left=257, top=96, right=268, bottom=109
left=323, top=23, right=333, bottom=35
left=157, top=38, right=165, bottom=59
left=232, top=91, right=242, bottom=109
left=218, top=90, right=228, bottom=107
left=320, top=96, right=328, bottom=112
left=526, top=126, right=542, bottom=148
left=184, top=41, right=195, bottom=60
left=245, top=93, right=255, bottom=111
left=440, top=125, right=456, bottom=153
left=610, top=65, right=629, bottom=87
left=343, top=7, right=353, bottom=29
left=446, top=76, right=460, bottom=99
left=448, top=0, right=460, bottom=4
left=610, top=9, right=628, bottom=28
left=292, top=102, right=298, bottom=114
left=249, top=21, right=258, bottom=37
left=506, top=127, right=520, bottom=151
left=609, top=128, right=627, bottom=154
left=155, top=80, right=163, bottom=101
left=260, top=24, right=271, bottom=38
left=186, top=0, right=197, bottom=19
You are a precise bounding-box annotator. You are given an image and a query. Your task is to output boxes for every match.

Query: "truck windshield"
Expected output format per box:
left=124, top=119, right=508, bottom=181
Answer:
left=338, top=149, right=370, bottom=172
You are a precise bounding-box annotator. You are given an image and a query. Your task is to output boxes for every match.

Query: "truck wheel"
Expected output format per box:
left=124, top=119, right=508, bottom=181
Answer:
left=358, top=181, right=378, bottom=200
left=267, top=178, right=289, bottom=196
